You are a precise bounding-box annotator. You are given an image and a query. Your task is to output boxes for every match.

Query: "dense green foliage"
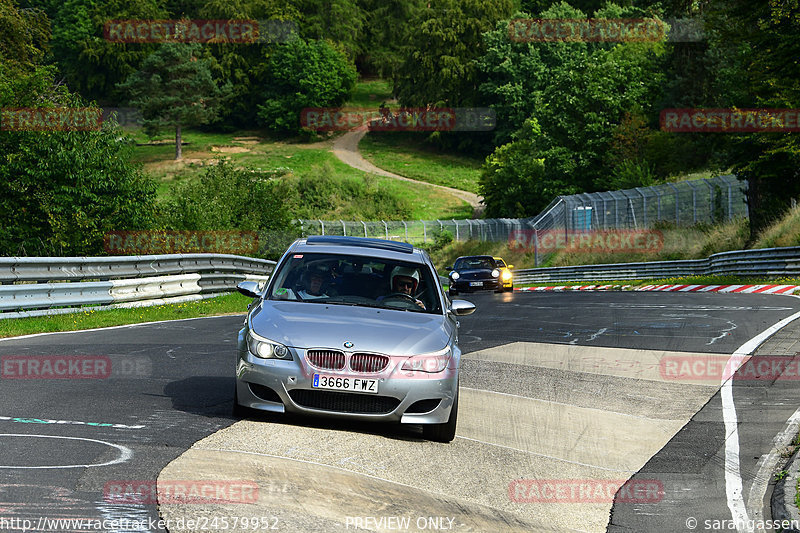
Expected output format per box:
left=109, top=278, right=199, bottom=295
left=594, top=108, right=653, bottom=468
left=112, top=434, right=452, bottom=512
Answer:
left=254, top=38, right=356, bottom=133
left=1, top=0, right=797, bottom=256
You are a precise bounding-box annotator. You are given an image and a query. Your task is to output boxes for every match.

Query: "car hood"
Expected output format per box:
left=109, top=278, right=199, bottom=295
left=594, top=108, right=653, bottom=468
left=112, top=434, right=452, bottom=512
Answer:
left=456, top=268, right=495, bottom=277
left=249, top=301, right=452, bottom=356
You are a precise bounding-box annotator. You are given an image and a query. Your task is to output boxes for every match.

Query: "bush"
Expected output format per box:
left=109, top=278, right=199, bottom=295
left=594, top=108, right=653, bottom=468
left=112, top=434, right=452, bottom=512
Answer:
left=255, top=39, right=357, bottom=134
left=156, top=161, right=299, bottom=259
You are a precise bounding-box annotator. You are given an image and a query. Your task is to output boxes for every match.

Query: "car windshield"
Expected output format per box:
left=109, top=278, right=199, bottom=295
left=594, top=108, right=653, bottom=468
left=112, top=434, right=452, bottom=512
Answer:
left=454, top=257, right=495, bottom=270
left=267, top=252, right=442, bottom=314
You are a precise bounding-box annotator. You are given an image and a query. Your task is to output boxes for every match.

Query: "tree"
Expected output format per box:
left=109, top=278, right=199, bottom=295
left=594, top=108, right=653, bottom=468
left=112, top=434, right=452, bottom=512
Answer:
left=253, top=38, right=356, bottom=134
left=395, top=0, right=514, bottom=108
left=357, top=0, right=424, bottom=80
left=197, top=0, right=300, bottom=127
left=290, top=0, right=365, bottom=61
left=477, top=2, right=669, bottom=216
left=704, top=0, right=800, bottom=238
left=118, top=41, right=233, bottom=159
left=47, top=0, right=167, bottom=103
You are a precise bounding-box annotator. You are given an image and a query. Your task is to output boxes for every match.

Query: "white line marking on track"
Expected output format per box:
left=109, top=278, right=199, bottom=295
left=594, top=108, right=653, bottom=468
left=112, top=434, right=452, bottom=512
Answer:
left=0, top=434, right=132, bottom=469
left=721, top=306, right=800, bottom=532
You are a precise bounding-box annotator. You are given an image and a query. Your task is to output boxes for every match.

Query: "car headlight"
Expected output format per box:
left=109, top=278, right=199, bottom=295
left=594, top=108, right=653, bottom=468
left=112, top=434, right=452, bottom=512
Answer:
left=501, top=270, right=512, bottom=280
left=450, top=271, right=460, bottom=280
left=401, top=346, right=452, bottom=373
left=247, top=331, right=291, bottom=360
left=491, top=269, right=500, bottom=278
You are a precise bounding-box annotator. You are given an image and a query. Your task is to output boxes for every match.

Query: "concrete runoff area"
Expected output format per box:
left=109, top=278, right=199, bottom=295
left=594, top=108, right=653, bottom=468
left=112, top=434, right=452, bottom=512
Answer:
left=159, top=342, right=721, bottom=532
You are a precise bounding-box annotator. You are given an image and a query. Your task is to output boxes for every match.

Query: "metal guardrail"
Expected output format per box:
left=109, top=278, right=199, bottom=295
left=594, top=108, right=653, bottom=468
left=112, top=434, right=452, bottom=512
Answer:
left=0, top=254, right=275, bottom=319
left=512, top=246, right=800, bottom=283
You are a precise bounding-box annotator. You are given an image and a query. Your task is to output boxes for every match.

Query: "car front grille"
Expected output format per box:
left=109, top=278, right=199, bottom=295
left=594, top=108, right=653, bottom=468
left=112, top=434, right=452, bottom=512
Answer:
left=288, top=390, right=401, bottom=414
left=307, top=350, right=345, bottom=370
left=350, top=353, right=390, bottom=373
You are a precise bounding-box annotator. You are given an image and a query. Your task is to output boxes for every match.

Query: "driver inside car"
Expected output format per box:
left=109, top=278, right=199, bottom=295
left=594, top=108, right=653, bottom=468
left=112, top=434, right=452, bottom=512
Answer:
left=377, top=266, right=426, bottom=310
left=297, top=264, right=331, bottom=300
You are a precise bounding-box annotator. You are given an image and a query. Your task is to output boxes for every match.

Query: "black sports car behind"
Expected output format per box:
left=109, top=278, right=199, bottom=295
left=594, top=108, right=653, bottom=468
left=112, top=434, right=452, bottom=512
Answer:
left=446, top=255, right=503, bottom=296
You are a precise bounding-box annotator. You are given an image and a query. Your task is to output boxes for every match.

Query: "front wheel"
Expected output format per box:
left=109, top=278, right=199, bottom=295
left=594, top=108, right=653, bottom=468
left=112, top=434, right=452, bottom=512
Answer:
left=423, top=392, right=458, bottom=443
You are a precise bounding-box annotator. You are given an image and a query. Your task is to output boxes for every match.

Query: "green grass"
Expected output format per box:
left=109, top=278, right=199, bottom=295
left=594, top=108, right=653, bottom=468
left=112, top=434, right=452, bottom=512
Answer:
left=0, top=293, right=252, bottom=338
left=359, top=132, right=484, bottom=194
left=130, top=129, right=471, bottom=220
left=346, top=78, right=395, bottom=108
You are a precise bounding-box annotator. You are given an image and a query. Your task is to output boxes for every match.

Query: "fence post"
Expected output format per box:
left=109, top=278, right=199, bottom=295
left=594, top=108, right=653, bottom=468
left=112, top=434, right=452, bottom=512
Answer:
left=686, top=181, right=698, bottom=224
left=422, top=220, right=427, bottom=243
left=361, top=221, right=367, bottom=237
left=382, top=220, right=388, bottom=240
left=319, top=219, right=325, bottom=236
left=635, top=188, right=647, bottom=226
left=727, top=180, right=733, bottom=220
left=340, top=219, right=346, bottom=236
left=452, top=219, right=459, bottom=241
left=402, top=221, right=408, bottom=241
left=667, top=183, right=679, bottom=225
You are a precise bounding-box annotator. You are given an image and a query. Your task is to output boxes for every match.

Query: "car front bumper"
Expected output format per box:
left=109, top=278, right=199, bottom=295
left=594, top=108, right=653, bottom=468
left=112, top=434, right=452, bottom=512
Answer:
left=235, top=339, right=458, bottom=425
left=450, top=278, right=502, bottom=292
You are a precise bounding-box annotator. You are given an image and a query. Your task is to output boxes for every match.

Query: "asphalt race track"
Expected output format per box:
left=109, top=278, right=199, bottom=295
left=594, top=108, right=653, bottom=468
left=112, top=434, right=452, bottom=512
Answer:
left=2, top=291, right=800, bottom=532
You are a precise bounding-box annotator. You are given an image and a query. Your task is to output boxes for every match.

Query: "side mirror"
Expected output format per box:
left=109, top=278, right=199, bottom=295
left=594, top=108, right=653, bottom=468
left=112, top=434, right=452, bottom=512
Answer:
left=444, top=266, right=453, bottom=271
left=450, top=299, right=476, bottom=316
left=237, top=281, right=261, bottom=299
left=508, top=264, right=515, bottom=269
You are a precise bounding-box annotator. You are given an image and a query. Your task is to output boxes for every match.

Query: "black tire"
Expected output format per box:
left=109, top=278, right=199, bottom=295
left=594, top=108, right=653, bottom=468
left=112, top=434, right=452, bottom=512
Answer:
left=448, top=288, right=458, bottom=297
left=506, top=284, right=514, bottom=292
left=423, top=392, right=458, bottom=443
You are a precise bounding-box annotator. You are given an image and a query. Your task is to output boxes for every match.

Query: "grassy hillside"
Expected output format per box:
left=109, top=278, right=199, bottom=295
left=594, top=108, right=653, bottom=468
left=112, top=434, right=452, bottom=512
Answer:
left=359, top=132, right=484, bottom=193
left=130, top=129, right=471, bottom=220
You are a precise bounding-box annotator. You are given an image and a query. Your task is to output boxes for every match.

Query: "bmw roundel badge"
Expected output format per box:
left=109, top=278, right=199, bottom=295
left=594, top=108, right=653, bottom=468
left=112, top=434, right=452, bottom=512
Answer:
left=343, top=341, right=354, bottom=348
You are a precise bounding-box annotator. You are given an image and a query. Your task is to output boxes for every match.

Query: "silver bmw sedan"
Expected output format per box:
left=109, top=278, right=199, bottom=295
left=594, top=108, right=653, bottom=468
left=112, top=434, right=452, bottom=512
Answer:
left=233, top=235, right=476, bottom=442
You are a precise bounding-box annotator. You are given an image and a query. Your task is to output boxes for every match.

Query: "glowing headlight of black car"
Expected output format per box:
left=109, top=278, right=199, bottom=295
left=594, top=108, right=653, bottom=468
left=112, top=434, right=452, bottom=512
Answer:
left=247, top=331, right=291, bottom=360
left=450, top=271, right=460, bottom=280
left=491, top=269, right=500, bottom=278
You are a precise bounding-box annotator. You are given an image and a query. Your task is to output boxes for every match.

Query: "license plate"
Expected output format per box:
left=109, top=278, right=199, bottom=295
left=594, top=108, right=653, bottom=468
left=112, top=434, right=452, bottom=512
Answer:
left=313, top=374, right=378, bottom=394
left=469, top=281, right=483, bottom=287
